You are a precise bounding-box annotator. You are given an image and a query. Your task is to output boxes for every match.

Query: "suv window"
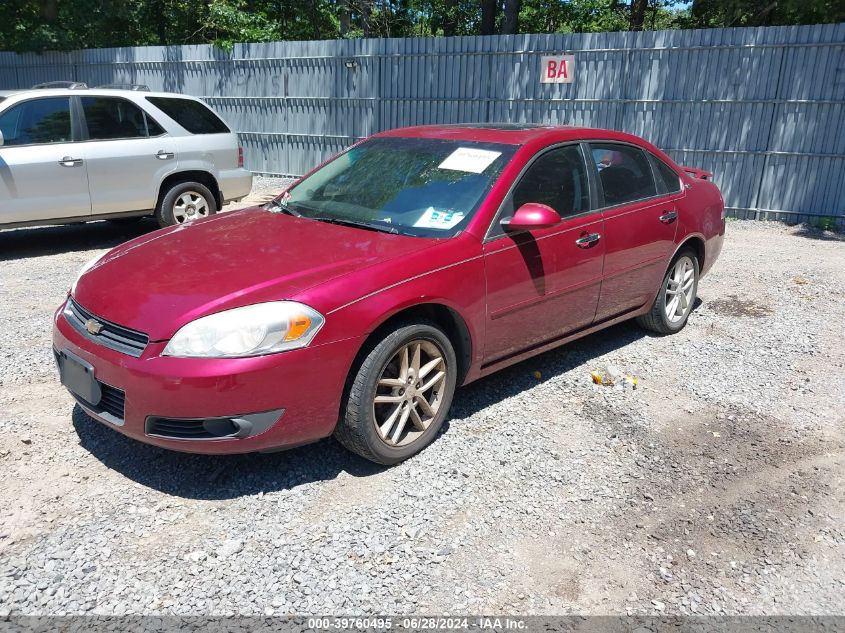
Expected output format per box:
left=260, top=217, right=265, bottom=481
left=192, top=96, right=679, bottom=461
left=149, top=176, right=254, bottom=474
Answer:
left=82, top=96, right=164, bottom=140
left=0, top=97, right=72, bottom=146
left=512, top=145, right=591, bottom=218
left=591, top=143, right=657, bottom=206
left=651, top=155, right=682, bottom=194
left=146, top=97, right=229, bottom=134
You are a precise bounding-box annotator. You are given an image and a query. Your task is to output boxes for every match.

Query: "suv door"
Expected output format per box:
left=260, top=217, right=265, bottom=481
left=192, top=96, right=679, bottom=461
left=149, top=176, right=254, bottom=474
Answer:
left=79, top=96, right=177, bottom=215
left=0, top=96, right=91, bottom=224
left=589, top=142, right=680, bottom=322
left=483, top=144, right=604, bottom=363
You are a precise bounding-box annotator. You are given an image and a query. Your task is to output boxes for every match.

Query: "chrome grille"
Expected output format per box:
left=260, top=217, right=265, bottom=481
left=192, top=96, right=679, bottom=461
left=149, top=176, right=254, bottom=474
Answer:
left=64, top=299, right=149, bottom=357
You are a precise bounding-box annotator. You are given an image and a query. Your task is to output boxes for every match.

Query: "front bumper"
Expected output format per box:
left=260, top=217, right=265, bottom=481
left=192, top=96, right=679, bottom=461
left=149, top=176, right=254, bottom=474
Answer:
left=52, top=300, right=361, bottom=454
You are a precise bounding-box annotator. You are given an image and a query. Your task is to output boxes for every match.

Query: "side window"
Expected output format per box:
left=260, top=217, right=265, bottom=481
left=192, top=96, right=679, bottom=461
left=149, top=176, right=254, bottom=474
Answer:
left=145, top=97, right=230, bottom=134
left=591, top=143, right=657, bottom=206
left=81, top=97, right=149, bottom=140
left=0, top=97, right=72, bottom=146
left=511, top=145, right=591, bottom=218
left=651, top=155, right=682, bottom=194
left=145, top=113, right=165, bottom=136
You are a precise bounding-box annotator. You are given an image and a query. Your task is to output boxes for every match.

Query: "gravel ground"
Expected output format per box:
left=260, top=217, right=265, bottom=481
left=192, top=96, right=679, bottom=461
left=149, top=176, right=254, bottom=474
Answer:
left=0, top=179, right=843, bottom=616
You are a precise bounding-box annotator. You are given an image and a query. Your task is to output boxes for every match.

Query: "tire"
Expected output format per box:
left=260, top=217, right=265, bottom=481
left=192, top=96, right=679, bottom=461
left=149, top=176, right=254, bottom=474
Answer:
left=335, top=321, right=458, bottom=465
left=155, top=181, right=217, bottom=228
left=637, top=247, right=700, bottom=335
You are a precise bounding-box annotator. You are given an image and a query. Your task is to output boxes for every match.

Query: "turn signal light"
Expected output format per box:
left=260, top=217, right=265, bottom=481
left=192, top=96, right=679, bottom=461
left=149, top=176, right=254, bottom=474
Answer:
left=285, top=314, right=312, bottom=341
left=238, top=146, right=244, bottom=168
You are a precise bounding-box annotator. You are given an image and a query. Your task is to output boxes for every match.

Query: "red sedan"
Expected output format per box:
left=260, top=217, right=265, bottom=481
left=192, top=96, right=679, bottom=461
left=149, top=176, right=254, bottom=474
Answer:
left=53, top=124, right=725, bottom=464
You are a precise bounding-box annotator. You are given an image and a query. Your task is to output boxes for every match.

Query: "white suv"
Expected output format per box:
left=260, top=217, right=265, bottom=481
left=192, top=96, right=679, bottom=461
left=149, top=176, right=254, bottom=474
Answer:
left=0, top=82, right=252, bottom=228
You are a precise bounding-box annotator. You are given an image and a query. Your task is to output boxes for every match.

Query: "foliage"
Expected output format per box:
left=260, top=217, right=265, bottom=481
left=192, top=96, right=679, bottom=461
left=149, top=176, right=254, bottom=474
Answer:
left=0, top=0, right=839, bottom=53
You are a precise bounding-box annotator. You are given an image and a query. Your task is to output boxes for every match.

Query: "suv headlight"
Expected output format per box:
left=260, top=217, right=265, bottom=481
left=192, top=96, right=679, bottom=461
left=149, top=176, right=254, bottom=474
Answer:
left=163, top=301, right=325, bottom=358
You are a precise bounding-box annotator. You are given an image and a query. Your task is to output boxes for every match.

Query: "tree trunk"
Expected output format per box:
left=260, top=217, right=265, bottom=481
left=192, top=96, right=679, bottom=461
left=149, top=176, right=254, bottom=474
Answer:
left=629, top=0, right=648, bottom=31
left=502, top=0, right=520, bottom=35
left=339, top=0, right=350, bottom=36
left=361, top=0, right=372, bottom=37
left=442, top=0, right=458, bottom=36
left=40, top=0, right=58, bottom=21
left=481, top=0, right=496, bottom=35
left=151, top=0, right=167, bottom=45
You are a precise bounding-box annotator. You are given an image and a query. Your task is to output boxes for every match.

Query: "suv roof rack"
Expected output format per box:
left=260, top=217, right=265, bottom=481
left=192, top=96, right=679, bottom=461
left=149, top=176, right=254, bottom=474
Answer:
left=32, top=81, right=88, bottom=90
left=96, top=83, right=151, bottom=92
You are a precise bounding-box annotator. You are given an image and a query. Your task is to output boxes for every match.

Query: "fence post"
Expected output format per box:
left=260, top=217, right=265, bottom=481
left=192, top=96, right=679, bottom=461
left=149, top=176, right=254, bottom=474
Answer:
left=752, top=41, right=789, bottom=221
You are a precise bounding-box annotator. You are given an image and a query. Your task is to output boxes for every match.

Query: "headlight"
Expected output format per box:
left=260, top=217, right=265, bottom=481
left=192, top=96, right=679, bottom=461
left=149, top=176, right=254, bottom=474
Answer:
left=163, top=301, right=325, bottom=358
left=71, top=251, right=108, bottom=294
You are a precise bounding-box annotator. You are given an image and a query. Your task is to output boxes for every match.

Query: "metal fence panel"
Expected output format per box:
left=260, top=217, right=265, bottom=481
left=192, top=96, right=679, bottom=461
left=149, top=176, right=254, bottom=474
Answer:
left=1, top=24, right=843, bottom=223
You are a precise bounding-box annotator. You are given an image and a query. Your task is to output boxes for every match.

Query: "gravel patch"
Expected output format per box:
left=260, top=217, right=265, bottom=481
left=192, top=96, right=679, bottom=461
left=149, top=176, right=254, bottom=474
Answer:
left=0, top=189, right=843, bottom=615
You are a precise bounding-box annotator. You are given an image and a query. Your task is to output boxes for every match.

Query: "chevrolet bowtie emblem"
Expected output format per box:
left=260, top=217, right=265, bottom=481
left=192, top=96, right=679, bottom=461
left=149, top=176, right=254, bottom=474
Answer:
left=85, top=318, right=103, bottom=335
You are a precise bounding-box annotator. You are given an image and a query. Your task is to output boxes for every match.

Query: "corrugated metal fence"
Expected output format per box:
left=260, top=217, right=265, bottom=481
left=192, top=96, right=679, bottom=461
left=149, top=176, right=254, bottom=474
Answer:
left=1, top=24, right=843, bottom=224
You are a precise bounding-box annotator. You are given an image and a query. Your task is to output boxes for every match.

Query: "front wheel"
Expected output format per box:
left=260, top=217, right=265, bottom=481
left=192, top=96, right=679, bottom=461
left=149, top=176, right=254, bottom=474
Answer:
left=637, top=248, right=699, bottom=334
left=335, top=322, right=457, bottom=465
left=155, top=182, right=217, bottom=228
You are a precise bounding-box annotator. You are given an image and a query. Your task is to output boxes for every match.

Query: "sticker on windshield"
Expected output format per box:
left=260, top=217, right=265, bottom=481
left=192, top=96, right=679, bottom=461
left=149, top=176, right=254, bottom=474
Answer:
left=438, top=147, right=502, bottom=174
left=413, top=208, right=466, bottom=230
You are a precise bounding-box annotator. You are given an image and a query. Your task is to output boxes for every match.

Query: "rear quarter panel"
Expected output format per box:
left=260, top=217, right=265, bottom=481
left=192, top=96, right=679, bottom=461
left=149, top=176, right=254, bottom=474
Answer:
left=676, top=177, right=725, bottom=276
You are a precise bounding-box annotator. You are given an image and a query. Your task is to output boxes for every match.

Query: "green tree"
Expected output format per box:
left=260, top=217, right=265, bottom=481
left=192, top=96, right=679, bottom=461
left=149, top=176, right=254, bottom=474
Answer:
left=0, top=0, right=839, bottom=53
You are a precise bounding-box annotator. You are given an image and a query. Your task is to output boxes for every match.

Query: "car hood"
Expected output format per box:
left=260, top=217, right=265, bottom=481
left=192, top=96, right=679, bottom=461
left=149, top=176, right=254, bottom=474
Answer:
left=73, top=208, right=434, bottom=341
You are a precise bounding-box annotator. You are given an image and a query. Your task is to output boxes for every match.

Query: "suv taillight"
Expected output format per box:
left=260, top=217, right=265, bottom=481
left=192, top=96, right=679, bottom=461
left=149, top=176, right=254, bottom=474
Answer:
left=238, top=146, right=244, bottom=168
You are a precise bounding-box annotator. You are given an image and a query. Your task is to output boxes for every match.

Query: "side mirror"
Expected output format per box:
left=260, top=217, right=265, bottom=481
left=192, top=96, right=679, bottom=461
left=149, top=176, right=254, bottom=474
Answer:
left=501, top=203, right=561, bottom=232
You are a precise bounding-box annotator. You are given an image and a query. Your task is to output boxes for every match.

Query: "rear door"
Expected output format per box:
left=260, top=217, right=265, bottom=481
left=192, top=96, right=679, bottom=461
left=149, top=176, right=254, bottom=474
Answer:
left=590, top=142, right=680, bottom=322
left=79, top=96, right=177, bottom=215
left=482, top=143, right=604, bottom=363
left=0, top=96, right=91, bottom=224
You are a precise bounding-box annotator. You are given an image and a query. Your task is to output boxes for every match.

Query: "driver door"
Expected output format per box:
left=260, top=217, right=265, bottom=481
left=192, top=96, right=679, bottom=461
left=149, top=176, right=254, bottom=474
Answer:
left=0, top=96, right=91, bottom=225
left=482, top=144, right=605, bottom=364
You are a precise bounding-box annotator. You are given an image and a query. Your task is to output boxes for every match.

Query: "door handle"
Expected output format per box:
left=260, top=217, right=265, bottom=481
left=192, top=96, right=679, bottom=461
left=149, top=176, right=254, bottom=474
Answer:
left=575, top=233, right=601, bottom=248
left=58, top=156, right=83, bottom=167
left=156, top=150, right=175, bottom=160
left=659, top=211, right=678, bottom=224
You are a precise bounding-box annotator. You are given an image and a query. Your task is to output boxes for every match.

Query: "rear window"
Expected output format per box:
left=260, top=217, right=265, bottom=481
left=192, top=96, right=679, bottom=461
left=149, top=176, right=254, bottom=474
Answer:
left=145, top=97, right=229, bottom=134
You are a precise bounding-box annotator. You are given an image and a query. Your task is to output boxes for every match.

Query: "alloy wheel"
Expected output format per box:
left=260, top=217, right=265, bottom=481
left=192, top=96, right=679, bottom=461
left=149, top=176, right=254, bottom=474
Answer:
left=172, top=191, right=210, bottom=224
left=373, top=339, right=447, bottom=447
left=664, top=255, right=696, bottom=323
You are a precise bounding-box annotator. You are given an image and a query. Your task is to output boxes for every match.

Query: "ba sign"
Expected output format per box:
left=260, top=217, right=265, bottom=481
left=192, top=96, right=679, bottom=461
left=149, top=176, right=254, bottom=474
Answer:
left=540, top=55, right=575, bottom=84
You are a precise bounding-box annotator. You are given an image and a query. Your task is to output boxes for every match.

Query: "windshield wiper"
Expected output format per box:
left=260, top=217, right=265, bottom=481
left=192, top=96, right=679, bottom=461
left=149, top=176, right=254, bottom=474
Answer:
left=265, top=198, right=301, bottom=216
left=311, top=217, right=400, bottom=235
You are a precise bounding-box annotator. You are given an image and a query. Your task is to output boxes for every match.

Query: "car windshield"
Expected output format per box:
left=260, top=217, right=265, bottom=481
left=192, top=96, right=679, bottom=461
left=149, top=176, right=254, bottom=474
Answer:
left=269, top=136, right=517, bottom=237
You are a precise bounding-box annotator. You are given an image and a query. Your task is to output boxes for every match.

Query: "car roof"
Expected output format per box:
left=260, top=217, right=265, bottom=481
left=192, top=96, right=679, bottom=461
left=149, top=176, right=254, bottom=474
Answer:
left=0, top=88, right=201, bottom=100
left=375, top=123, right=645, bottom=146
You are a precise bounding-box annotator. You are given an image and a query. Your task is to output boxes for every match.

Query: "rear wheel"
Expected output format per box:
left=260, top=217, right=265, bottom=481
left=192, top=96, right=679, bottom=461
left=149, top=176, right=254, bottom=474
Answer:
left=637, top=248, right=699, bottom=334
left=155, top=181, right=217, bottom=228
left=335, top=322, right=457, bottom=465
